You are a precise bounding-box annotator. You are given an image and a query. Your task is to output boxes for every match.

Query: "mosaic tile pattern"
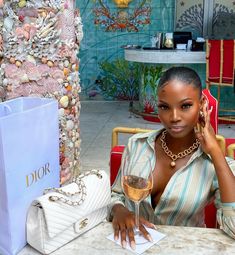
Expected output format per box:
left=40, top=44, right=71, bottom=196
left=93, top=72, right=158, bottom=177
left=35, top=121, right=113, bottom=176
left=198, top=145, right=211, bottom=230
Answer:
left=77, top=0, right=175, bottom=100
left=76, top=0, right=234, bottom=111
left=93, top=0, right=151, bottom=32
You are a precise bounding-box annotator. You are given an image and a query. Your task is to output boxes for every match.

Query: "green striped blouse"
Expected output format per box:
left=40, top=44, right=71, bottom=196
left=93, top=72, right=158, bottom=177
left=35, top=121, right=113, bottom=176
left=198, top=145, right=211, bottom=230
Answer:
left=109, top=130, right=235, bottom=239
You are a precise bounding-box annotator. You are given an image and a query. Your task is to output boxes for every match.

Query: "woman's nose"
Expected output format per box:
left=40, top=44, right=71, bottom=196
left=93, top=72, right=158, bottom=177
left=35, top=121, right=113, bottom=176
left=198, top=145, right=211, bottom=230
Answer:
left=170, top=109, right=181, bottom=122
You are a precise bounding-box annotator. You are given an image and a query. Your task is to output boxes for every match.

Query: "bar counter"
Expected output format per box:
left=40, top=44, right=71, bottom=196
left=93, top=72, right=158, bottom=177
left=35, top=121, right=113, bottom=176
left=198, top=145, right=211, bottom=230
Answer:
left=124, top=49, right=206, bottom=64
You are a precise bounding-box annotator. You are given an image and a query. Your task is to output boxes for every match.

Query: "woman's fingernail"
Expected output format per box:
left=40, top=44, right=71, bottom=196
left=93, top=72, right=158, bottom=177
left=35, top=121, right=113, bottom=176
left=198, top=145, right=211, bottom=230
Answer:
left=147, top=234, right=153, bottom=242
left=130, top=241, right=136, bottom=250
left=114, top=235, right=118, bottom=241
left=153, top=225, right=158, bottom=230
left=121, top=240, right=126, bottom=249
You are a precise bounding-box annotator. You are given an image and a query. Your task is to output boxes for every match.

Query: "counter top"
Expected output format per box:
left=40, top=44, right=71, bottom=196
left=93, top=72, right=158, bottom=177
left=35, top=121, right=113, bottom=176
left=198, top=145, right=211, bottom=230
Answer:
left=124, top=49, right=206, bottom=64
left=19, top=222, right=235, bottom=255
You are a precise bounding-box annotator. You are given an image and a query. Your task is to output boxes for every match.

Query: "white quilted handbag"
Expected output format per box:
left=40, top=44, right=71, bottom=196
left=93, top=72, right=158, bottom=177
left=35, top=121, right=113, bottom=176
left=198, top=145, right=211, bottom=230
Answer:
left=26, top=169, right=111, bottom=254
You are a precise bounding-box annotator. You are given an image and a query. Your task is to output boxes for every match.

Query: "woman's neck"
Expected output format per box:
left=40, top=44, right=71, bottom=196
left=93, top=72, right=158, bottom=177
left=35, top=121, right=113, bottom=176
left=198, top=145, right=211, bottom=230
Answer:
left=164, top=130, right=197, bottom=153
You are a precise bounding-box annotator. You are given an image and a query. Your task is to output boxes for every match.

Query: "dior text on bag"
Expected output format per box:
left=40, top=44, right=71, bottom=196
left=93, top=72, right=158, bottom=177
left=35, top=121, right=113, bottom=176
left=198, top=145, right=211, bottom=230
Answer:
left=26, top=169, right=111, bottom=254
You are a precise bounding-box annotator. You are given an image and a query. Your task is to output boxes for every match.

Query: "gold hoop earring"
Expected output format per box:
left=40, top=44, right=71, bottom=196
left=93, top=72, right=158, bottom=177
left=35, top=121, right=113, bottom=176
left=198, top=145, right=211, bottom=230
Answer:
left=199, top=111, right=204, bottom=118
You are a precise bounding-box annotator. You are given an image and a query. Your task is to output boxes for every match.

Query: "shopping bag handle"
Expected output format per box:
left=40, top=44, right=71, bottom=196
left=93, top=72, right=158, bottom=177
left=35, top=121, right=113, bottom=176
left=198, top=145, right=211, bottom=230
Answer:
left=3, top=104, right=12, bottom=115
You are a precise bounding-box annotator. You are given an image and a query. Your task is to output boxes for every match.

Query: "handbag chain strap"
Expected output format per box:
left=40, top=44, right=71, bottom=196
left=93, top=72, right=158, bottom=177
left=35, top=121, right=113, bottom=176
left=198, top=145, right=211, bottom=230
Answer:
left=44, top=169, right=103, bottom=206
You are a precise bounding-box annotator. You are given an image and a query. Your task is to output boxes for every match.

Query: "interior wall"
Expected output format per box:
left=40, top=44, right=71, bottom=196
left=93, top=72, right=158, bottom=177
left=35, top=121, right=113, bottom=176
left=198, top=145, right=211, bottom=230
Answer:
left=77, top=0, right=179, bottom=100
left=77, top=0, right=234, bottom=112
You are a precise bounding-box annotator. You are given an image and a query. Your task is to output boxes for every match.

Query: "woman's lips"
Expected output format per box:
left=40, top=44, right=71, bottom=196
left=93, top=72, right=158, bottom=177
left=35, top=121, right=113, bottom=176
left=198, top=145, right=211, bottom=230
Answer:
left=170, top=126, right=185, bottom=132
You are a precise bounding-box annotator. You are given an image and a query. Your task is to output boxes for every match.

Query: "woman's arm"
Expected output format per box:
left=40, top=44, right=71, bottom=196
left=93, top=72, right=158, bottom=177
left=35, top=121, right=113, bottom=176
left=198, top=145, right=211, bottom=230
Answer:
left=195, top=102, right=235, bottom=202
left=214, top=158, right=235, bottom=239
left=108, top=138, right=155, bottom=249
left=209, top=147, right=235, bottom=202
left=195, top=102, right=235, bottom=238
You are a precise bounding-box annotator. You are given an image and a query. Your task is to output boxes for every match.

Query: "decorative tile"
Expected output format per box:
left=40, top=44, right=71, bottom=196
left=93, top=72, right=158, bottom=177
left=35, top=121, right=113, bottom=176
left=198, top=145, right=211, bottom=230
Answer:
left=76, top=0, right=234, bottom=110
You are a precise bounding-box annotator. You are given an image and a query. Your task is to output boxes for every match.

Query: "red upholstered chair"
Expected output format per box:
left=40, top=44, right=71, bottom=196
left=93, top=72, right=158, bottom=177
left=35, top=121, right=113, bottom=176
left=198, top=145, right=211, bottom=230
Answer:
left=202, top=89, right=218, bottom=134
left=202, top=89, right=235, bottom=227
left=202, top=89, right=219, bottom=228
left=206, top=39, right=235, bottom=122
left=110, top=89, right=228, bottom=228
left=110, top=127, right=152, bottom=186
left=203, top=87, right=235, bottom=157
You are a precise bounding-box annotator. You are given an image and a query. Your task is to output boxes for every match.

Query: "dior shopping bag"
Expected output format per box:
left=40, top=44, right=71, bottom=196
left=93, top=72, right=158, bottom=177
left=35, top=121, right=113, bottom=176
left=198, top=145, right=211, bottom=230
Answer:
left=27, top=169, right=111, bottom=255
left=0, top=97, right=60, bottom=255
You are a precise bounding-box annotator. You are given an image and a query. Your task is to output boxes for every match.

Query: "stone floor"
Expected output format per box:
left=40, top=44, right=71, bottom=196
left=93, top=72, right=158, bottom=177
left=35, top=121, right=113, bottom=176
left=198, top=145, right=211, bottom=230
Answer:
left=80, top=101, right=235, bottom=174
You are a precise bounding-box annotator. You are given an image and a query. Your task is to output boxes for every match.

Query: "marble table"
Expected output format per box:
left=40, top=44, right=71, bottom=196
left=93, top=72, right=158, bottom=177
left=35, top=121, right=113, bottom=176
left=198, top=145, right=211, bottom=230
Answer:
left=124, top=49, right=206, bottom=64
left=19, top=222, right=235, bottom=255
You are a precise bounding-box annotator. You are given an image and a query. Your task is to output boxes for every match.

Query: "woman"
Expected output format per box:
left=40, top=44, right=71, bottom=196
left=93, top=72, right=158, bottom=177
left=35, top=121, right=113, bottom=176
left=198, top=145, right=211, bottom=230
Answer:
left=109, top=67, right=235, bottom=249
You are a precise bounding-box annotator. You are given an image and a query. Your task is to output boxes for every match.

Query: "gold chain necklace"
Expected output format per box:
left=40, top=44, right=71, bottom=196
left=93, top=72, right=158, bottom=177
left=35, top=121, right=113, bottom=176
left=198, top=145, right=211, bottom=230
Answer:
left=160, top=130, right=200, bottom=167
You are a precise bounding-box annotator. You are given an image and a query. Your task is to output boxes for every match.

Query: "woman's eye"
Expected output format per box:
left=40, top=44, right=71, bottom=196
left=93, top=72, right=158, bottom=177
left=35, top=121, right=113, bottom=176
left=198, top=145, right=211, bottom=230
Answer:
left=158, top=104, right=168, bottom=110
left=182, top=103, right=192, bottom=109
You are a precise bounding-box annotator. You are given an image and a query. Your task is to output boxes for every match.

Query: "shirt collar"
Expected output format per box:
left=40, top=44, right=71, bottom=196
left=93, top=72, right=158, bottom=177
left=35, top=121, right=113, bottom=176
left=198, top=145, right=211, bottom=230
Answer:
left=131, top=129, right=163, bottom=150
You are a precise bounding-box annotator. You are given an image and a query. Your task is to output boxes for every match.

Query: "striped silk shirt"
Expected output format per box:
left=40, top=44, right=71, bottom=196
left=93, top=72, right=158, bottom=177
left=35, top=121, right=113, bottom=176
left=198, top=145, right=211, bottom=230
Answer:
left=109, top=129, right=235, bottom=239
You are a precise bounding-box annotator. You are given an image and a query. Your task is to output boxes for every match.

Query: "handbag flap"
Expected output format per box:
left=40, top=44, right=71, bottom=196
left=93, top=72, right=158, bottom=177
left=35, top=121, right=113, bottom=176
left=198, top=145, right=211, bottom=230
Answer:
left=31, top=170, right=111, bottom=238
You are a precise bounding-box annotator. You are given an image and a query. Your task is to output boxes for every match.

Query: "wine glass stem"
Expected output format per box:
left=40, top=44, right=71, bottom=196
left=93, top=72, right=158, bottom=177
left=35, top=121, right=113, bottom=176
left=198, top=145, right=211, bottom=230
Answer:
left=135, top=201, right=140, bottom=233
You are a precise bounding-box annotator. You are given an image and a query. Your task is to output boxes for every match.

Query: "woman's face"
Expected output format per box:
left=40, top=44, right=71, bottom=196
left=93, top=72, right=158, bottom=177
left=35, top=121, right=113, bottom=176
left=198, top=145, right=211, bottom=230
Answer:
left=157, top=79, right=202, bottom=138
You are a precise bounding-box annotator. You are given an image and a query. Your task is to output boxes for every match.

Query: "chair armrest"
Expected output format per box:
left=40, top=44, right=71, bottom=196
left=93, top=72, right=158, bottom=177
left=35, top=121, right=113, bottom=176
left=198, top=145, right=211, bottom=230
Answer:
left=227, top=143, right=235, bottom=159
left=216, top=134, right=226, bottom=155
left=111, top=127, right=153, bottom=148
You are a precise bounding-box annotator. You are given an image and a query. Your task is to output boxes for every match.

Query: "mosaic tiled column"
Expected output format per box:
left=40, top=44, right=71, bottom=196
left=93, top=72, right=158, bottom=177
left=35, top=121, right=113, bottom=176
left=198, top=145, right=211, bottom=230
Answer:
left=0, top=0, right=83, bottom=184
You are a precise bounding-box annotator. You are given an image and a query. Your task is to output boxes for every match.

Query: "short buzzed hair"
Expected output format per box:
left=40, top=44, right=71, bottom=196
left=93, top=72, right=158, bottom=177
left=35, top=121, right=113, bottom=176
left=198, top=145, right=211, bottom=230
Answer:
left=157, top=67, right=202, bottom=96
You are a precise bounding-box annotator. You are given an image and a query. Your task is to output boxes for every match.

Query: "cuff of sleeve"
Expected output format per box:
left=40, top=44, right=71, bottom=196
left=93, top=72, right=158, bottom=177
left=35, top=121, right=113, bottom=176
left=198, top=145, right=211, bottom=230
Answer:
left=221, top=202, right=235, bottom=207
left=107, top=201, right=125, bottom=222
left=221, top=204, right=235, bottom=217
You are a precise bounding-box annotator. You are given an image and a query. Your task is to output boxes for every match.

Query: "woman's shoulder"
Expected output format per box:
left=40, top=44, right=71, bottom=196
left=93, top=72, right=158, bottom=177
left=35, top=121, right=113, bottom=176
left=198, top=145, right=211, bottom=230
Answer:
left=197, top=152, right=235, bottom=175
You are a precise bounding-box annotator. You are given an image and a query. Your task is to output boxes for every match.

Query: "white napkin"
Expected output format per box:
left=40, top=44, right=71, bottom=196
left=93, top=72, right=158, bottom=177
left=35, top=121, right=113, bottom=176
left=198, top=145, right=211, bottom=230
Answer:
left=106, top=227, right=166, bottom=254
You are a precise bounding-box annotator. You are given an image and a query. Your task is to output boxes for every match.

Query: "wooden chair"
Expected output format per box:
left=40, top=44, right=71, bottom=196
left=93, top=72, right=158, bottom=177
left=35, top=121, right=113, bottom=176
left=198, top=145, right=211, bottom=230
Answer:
left=206, top=39, right=235, bottom=122
left=227, top=143, right=235, bottom=159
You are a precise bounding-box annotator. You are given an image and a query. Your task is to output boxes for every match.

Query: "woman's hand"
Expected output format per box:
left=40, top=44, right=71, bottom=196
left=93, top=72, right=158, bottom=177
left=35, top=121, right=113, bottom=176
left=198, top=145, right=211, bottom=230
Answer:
left=195, top=99, right=235, bottom=203
left=111, top=204, right=155, bottom=250
left=194, top=100, right=221, bottom=156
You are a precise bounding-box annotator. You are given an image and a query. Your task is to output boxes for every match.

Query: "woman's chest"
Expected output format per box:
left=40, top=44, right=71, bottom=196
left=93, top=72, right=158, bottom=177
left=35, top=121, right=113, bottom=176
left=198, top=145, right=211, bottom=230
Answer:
left=151, top=158, right=214, bottom=211
left=151, top=153, right=191, bottom=207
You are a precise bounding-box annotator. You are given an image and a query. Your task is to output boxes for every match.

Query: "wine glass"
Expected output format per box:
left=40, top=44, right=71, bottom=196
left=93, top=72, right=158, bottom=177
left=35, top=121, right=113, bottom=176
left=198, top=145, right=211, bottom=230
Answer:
left=121, top=155, right=153, bottom=242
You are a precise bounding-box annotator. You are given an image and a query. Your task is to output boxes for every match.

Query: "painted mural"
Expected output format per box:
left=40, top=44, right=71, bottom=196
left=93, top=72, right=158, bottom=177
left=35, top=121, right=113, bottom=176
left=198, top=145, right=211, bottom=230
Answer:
left=140, top=65, right=164, bottom=115
left=99, top=59, right=140, bottom=100
left=212, top=0, right=235, bottom=39
left=175, top=0, right=204, bottom=37
left=93, top=0, right=152, bottom=32
left=77, top=0, right=175, bottom=100
left=76, top=0, right=234, bottom=114
left=175, top=0, right=235, bottom=38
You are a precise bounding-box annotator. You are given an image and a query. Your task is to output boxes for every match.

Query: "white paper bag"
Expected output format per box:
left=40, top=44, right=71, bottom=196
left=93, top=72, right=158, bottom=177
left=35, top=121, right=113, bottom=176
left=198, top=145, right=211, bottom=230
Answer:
left=0, top=97, right=60, bottom=255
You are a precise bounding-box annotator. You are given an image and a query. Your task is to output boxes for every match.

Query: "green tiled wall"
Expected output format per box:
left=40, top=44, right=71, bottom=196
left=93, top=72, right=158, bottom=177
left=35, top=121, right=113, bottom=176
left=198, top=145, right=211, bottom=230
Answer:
left=77, top=0, right=180, bottom=100
left=76, top=0, right=234, bottom=113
